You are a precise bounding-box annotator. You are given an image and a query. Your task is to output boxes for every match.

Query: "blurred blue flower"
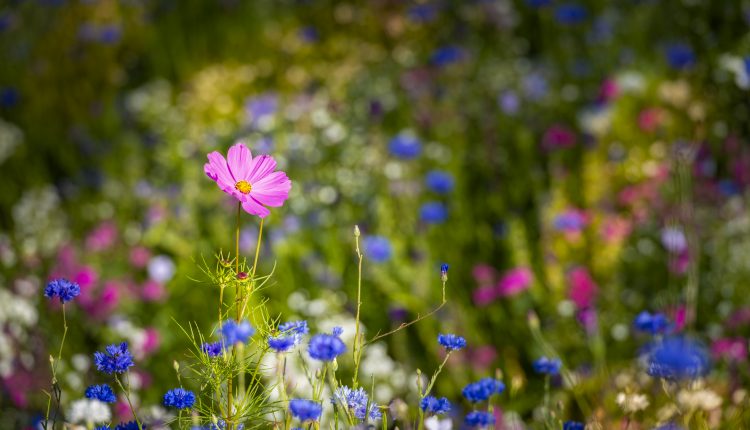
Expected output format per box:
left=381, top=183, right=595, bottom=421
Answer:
left=0, top=87, right=19, bottom=108
left=420, top=202, right=448, bottom=224
left=431, top=45, right=466, bottom=67
left=298, top=26, right=319, bottom=43
left=221, top=319, right=255, bottom=345
left=308, top=331, right=346, bottom=361
left=465, top=410, right=495, bottom=427
left=332, top=386, right=381, bottom=420
left=498, top=90, right=520, bottom=115
left=425, top=170, right=454, bottom=194
left=163, top=388, right=196, bottom=409
left=563, top=422, right=585, bottom=430
left=645, top=336, right=710, bottom=380
left=94, top=342, right=135, bottom=374
left=268, top=335, right=297, bottom=353
left=114, top=422, right=143, bottom=430
left=363, top=236, right=392, bottom=263
left=289, top=399, right=322, bottom=422
left=388, top=133, right=422, bottom=159
left=420, top=396, right=451, bottom=415
left=407, top=3, right=439, bottom=23
left=555, top=4, right=588, bottom=25
left=462, top=378, right=505, bottom=403
left=245, top=93, right=278, bottom=126
left=633, top=311, right=671, bottom=335
left=533, top=357, right=562, bottom=375
left=526, top=0, right=551, bottom=7
left=438, top=334, right=466, bottom=351
left=85, top=384, right=116, bottom=403
left=523, top=72, right=548, bottom=100
left=665, top=43, right=695, bottom=70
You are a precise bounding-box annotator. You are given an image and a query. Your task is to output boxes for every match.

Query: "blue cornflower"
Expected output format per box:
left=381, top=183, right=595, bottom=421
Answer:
left=44, top=278, right=80, bottom=303
left=498, top=90, right=520, bottom=115
left=555, top=4, right=588, bottom=25
left=533, top=357, right=562, bottom=375
left=420, top=395, right=451, bottom=415
left=85, top=384, right=116, bottom=403
left=163, top=388, right=196, bottom=409
left=465, top=410, right=495, bottom=427
left=437, top=334, right=466, bottom=351
left=665, top=43, right=695, bottom=70
left=278, top=320, right=309, bottom=346
left=388, top=133, right=422, bottom=159
left=462, top=378, right=505, bottom=403
left=95, top=426, right=111, bottom=430
left=308, top=330, right=346, bottom=361
left=419, top=202, right=448, bottom=224
left=633, top=311, right=670, bottom=335
left=114, top=422, right=145, bottom=430
left=0, top=87, right=19, bottom=108
left=268, top=335, right=297, bottom=353
left=201, top=342, right=223, bottom=357
left=289, top=399, right=322, bottom=422
left=527, top=0, right=551, bottom=7
left=425, top=171, right=454, bottom=194
left=563, top=421, right=585, bottom=430
left=204, top=421, right=244, bottom=430
left=94, top=342, right=135, bottom=374
left=363, top=236, right=392, bottom=263
left=221, top=319, right=255, bottom=345
left=654, top=423, right=684, bottom=430
left=440, top=263, right=449, bottom=278
left=407, top=3, right=439, bottom=23
left=245, top=93, right=278, bottom=125
left=431, top=45, right=466, bottom=67
left=645, top=336, right=710, bottom=380
left=332, top=386, right=381, bottom=421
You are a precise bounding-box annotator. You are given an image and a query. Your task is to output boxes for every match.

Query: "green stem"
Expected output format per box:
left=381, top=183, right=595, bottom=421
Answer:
left=44, top=303, right=68, bottom=430
left=417, top=352, right=452, bottom=430
left=352, top=229, right=363, bottom=388
left=116, top=372, right=142, bottom=430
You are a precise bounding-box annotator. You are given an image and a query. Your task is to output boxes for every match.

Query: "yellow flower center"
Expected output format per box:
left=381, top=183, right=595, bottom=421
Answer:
left=235, top=180, right=252, bottom=194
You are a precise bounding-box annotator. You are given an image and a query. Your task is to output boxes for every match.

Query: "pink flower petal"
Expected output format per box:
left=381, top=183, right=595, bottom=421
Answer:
left=206, top=151, right=236, bottom=187
left=252, top=172, right=292, bottom=207
left=247, top=155, right=277, bottom=184
left=242, top=197, right=271, bottom=218
left=227, top=142, right=253, bottom=181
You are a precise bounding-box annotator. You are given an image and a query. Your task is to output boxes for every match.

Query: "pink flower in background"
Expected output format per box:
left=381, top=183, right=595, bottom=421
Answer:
left=73, top=266, right=98, bottom=288
left=472, top=264, right=497, bottom=285
left=141, top=280, right=166, bottom=302
left=668, top=250, right=690, bottom=275
left=673, top=305, right=687, bottom=332
left=576, top=308, right=597, bottom=335
left=86, top=221, right=118, bottom=251
left=141, top=328, right=161, bottom=355
left=129, top=246, right=151, bottom=268
left=204, top=142, right=292, bottom=218
left=473, top=285, right=497, bottom=306
left=542, top=125, right=576, bottom=150
left=567, top=267, right=597, bottom=309
left=638, top=108, right=662, bottom=133
left=600, top=215, right=631, bottom=243
left=468, top=345, right=498, bottom=371
left=597, top=78, right=619, bottom=103
left=496, top=267, right=533, bottom=297
left=711, top=338, right=747, bottom=363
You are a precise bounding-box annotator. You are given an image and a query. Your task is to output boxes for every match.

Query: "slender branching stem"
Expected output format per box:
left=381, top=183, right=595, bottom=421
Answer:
left=115, top=372, right=142, bottom=430
left=352, top=228, right=363, bottom=388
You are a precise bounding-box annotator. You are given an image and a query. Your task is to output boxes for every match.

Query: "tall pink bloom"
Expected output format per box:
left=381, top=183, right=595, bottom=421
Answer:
left=204, top=142, right=292, bottom=218
left=567, top=266, right=597, bottom=309
left=496, top=267, right=533, bottom=297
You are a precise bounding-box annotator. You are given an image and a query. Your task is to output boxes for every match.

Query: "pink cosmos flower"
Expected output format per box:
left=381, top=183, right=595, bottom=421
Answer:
left=204, top=142, right=291, bottom=218
left=496, top=267, right=533, bottom=297
left=711, top=338, right=747, bottom=363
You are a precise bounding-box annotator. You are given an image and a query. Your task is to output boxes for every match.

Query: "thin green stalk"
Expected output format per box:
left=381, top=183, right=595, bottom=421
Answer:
left=115, top=372, right=142, bottom=430
left=44, top=303, right=68, bottom=430
left=417, top=352, right=452, bottom=430
left=352, top=226, right=363, bottom=388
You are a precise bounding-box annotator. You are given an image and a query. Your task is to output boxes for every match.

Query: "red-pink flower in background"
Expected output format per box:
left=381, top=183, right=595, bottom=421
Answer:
left=542, top=124, right=576, bottom=150
left=711, top=338, right=747, bottom=363
left=567, top=266, right=598, bottom=310
left=496, top=267, right=533, bottom=297
left=204, top=142, right=292, bottom=218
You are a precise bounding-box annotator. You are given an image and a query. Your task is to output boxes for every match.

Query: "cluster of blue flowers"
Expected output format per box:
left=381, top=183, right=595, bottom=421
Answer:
left=420, top=395, right=451, bottom=415
left=201, top=341, right=223, bottom=357
left=437, top=333, right=466, bottom=351
left=645, top=336, right=710, bottom=380
left=419, top=201, right=449, bottom=224
left=220, top=319, right=255, bottom=345
left=288, top=399, right=323, bottom=422
left=269, top=320, right=309, bottom=352
left=462, top=377, right=505, bottom=403
left=533, top=357, right=562, bottom=376
left=163, top=387, right=196, bottom=410
left=85, top=384, right=116, bottom=403
left=332, top=386, right=381, bottom=421
left=634, top=311, right=671, bottom=335
left=425, top=170, right=454, bottom=194
left=44, top=278, right=80, bottom=303
left=308, top=328, right=346, bottom=361
left=94, top=342, right=135, bottom=375
left=464, top=410, right=495, bottom=428
left=388, top=133, right=422, bottom=159
left=563, top=421, right=585, bottom=430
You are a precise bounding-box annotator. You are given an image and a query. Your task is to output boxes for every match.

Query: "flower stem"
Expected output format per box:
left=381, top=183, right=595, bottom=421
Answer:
left=352, top=228, right=363, bottom=388
left=44, top=303, right=68, bottom=430
left=115, top=372, right=142, bottom=430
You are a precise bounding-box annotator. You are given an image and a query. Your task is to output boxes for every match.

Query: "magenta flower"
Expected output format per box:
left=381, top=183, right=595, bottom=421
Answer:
left=204, top=142, right=292, bottom=218
left=567, top=267, right=597, bottom=309
left=496, top=267, right=533, bottom=297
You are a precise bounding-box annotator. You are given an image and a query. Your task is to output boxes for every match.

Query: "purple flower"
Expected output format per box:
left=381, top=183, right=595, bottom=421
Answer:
left=308, top=330, right=346, bottom=361
left=437, top=334, right=466, bottom=351
left=533, top=357, right=562, bottom=375
left=44, top=278, right=80, bottom=303
left=201, top=342, right=223, bottom=357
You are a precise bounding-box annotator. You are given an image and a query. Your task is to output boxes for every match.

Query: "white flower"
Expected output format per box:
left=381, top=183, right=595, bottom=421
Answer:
left=148, top=255, right=175, bottom=283
left=678, top=389, right=722, bottom=411
left=425, top=415, right=453, bottom=430
left=616, top=392, right=650, bottom=413
left=67, top=399, right=111, bottom=424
